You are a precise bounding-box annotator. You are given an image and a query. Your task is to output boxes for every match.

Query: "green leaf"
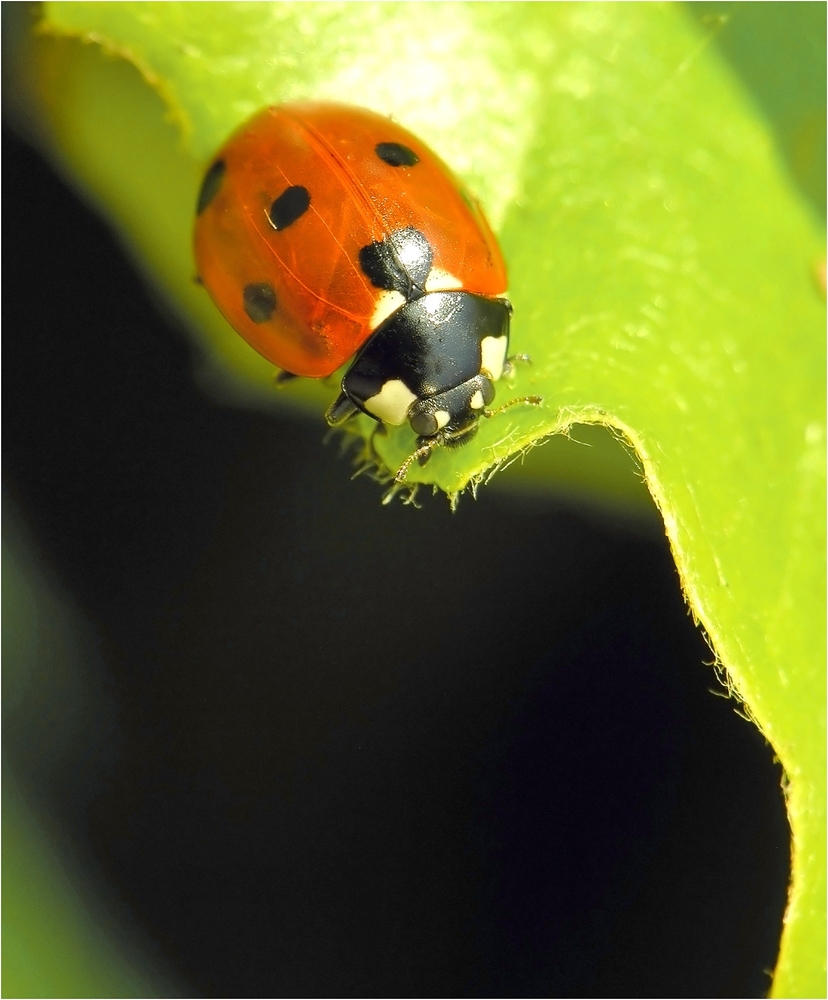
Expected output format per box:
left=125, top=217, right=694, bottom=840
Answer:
left=13, top=2, right=826, bottom=995
left=2, top=786, right=164, bottom=999
left=2, top=524, right=175, bottom=998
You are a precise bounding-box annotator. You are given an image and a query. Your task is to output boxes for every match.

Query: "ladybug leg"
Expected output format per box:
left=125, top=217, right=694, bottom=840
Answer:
left=368, top=421, right=388, bottom=453
left=273, top=370, right=300, bottom=387
left=325, top=391, right=360, bottom=426
left=349, top=421, right=385, bottom=481
left=361, top=420, right=387, bottom=465
left=502, top=353, right=532, bottom=378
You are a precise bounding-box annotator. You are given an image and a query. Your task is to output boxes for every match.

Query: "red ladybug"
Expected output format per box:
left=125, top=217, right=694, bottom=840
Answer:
left=194, top=102, right=537, bottom=478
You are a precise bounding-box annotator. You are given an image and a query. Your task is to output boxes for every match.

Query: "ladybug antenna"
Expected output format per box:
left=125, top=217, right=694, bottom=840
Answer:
left=395, top=437, right=440, bottom=483
left=483, top=394, right=543, bottom=419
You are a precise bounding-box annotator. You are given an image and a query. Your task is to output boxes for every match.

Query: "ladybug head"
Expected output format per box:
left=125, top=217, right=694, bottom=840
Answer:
left=407, top=373, right=496, bottom=444
left=395, top=377, right=541, bottom=482
left=325, top=290, right=541, bottom=483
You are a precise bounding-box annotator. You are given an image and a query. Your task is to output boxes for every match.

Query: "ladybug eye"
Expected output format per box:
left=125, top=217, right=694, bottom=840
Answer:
left=410, top=411, right=438, bottom=437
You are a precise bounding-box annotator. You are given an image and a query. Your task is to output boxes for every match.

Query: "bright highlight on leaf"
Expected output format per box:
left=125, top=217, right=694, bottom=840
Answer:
left=9, top=2, right=826, bottom=996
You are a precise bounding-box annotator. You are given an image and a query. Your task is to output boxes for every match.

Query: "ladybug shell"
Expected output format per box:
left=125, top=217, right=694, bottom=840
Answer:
left=193, top=103, right=508, bottom=379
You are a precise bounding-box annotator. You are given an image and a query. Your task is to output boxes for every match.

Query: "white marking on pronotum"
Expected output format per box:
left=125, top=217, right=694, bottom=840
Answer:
left=469, top=390, right=485, bottom=410
left=363, top=379, right=417, bottom=425
left=434, top=410, right=451, bottom=429
left=369, top=289, right=406, bottom=331
left=425, top=268, right=463, bottom=292
left=480, top=335, right=508, bottom=381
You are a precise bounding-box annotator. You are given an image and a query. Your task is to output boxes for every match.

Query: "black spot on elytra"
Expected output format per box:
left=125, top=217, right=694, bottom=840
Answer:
left=375, top=142, right=419, bottom=167
left=196, top=159, right=225, bottom=214
left=359, top=226, right=433, bottom=300
left=268, top=186, right=310, bottom=230
left=243, top=283, right=277, bottom=323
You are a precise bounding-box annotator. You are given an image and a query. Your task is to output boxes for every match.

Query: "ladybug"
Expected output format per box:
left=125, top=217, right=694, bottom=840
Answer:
left=194, top=102, right=538, bottom=479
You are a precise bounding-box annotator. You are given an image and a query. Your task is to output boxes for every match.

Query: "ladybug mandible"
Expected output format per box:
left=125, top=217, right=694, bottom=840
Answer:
left=193, top=102, right=539, bottom=480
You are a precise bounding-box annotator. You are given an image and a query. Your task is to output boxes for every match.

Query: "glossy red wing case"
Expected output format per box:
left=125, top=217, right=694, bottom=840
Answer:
left=194, top=103, right=508, bottom=378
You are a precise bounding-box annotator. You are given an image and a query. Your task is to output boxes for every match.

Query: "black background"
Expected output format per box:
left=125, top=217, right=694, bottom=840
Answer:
left=4, top=127, right=790, bottom=998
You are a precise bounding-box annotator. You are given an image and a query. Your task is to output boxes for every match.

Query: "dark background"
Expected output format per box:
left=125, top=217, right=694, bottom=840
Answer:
left=4, top=126, right=790, bottom=997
